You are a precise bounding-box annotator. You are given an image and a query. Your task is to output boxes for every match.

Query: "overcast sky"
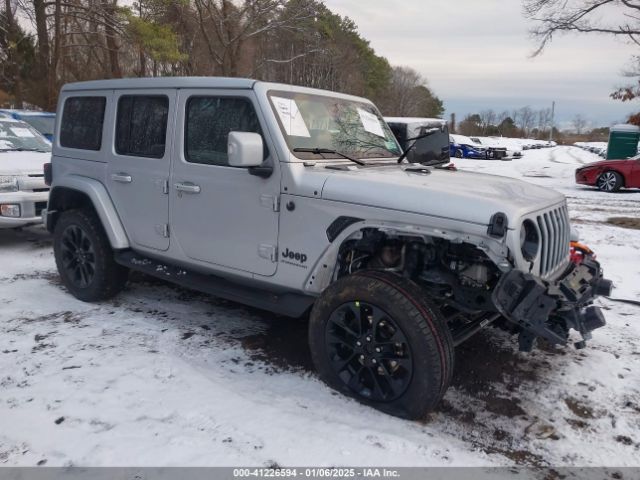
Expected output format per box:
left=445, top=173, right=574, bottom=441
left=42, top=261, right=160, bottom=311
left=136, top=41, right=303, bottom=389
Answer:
left=322, top=0, right=637, bottom=128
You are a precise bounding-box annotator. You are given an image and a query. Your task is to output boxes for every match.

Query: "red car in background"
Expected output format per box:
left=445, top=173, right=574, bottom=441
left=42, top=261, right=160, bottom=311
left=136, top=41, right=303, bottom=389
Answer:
left=575, top=155, right=640, bottom=192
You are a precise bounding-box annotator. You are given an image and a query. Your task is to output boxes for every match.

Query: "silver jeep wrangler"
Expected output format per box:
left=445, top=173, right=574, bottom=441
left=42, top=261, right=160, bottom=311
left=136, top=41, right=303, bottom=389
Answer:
left=44, top=78, right=611, bottom=419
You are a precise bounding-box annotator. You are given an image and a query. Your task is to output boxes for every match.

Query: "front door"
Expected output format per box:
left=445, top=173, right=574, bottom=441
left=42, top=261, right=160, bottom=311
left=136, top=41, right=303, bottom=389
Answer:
left=170, top=89, right=280, bottom=276
left=107, top=90, right=176, bottom=251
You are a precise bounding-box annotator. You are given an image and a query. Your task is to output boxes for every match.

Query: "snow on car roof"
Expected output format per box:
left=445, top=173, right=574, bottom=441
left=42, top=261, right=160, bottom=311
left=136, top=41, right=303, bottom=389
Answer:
left=449, top=134, right=475, bottom=144
left=18, top=111, right=55, bottom=117
left=0, top=116, right=25, bottom=124
left=0, top=109, right=55, bottom=117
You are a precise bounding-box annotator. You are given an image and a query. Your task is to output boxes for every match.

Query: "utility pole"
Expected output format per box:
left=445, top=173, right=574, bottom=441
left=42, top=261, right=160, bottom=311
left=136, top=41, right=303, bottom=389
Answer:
left=549, top=101, right=555, bottom=143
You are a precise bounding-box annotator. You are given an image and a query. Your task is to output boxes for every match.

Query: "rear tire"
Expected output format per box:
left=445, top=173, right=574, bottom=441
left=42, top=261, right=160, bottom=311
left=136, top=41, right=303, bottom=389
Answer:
left=597, top=171, right=623, bottom=192
left=309, top=270, right=454, bottom=419
left=53, top=209, right=128, bottom=302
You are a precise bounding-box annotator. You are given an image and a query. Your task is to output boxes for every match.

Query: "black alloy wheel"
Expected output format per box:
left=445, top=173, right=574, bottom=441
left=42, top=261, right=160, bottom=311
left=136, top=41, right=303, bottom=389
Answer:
left=309, top=271, right=454, bottom=419
left=325, top=301, right=413, bottom=402
left=60, top=224, right=97, bottom=288
left=53, top=209, right=128, bottom=302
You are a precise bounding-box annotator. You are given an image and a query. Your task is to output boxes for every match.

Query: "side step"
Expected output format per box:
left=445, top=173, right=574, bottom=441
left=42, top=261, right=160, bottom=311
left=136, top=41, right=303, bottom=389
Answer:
left=115, top=251, right=315, bottom=318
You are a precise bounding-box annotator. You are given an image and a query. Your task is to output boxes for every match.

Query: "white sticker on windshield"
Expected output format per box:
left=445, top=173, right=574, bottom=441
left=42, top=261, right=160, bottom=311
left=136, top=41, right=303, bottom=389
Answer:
left=10, top=127, right=35, bottom=138
left=271, top=96, right=311, bottom=138
left=357, top=108, right=385, bottom=137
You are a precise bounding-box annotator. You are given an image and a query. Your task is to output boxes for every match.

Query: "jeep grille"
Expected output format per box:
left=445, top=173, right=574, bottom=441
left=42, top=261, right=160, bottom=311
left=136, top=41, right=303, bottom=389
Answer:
left=536, top=205, right=571, bottom=277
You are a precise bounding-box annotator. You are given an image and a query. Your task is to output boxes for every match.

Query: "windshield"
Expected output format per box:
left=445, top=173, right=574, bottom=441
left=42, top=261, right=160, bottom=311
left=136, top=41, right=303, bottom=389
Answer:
left=268, top=90, right=401, bottom=161
left=21, top=116, right=55, bottom=137
left=0, top=120, right=52, bottom=152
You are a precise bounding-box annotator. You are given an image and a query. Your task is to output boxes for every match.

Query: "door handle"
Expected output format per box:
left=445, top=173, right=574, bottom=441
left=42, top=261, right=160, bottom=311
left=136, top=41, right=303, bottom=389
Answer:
left=174, top=182, right=201, bottom=194
left=111, top=173, right=132, bottom=183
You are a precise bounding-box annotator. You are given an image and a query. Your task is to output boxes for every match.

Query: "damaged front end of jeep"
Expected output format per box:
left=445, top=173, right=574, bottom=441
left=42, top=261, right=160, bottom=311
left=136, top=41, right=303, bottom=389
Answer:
left=322, top=209, right=612, bottom=352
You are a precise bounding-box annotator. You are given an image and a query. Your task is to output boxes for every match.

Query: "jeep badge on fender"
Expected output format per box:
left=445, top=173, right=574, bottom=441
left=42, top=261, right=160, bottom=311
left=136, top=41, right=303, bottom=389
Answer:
left=281, top=248, right=307, bottom=264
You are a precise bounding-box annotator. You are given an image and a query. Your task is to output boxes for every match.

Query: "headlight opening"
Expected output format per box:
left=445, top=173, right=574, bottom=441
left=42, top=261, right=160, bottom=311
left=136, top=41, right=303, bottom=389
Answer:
left=520, top=219, right=540, bottom=261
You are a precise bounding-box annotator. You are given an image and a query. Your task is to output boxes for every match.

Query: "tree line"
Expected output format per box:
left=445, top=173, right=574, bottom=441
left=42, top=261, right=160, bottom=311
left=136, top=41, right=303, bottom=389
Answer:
left=0, top=0, right=443, bottom=118
left=455, top=106, right=555, bottom=139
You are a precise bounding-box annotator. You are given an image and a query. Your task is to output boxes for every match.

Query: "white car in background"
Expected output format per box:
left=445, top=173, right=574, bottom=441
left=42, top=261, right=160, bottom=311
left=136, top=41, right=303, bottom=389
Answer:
left=497, top=138, right=524, bottom=158
left=472, top=136, right=522, bottom=159
left=0, top=117, right=51, bottom=228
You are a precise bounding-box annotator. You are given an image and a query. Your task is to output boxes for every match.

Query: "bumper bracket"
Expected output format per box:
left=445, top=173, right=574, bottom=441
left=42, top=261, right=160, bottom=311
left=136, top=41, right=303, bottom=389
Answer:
left=492, top=258, right=611, bottom=350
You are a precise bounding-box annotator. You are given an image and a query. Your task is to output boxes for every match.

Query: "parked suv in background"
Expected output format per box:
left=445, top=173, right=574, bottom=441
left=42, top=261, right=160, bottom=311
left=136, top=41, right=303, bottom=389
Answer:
left=0, top=109, right=56, bottom=141
left=0, top=117, right=51, bottom=228
left=44, top=77, right=611, bottom=419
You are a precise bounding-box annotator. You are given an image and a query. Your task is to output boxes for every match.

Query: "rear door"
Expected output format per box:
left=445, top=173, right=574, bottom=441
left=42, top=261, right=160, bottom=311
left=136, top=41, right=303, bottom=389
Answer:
left=106, top=90, right=175, bottom=251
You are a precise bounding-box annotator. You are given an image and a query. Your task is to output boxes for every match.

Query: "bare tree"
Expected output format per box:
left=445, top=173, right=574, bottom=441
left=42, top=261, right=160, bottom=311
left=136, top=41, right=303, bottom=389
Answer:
left=1, top=0, right=24, bottom=106
left=479, top=109, right=496, bottom=134
left=383, top=66, right=425, bottom=115
left=524, top=0, right=640, bottom=109
left=192, top=0, right=313, bottom=76
left=376, top=66, right=443, bottom=117
left=518, top=106, right=536, bottom=136
left=524, top=0, right=640, bottom=56
left=572, top=114, right=588, bottom=134
left=537, top=107, right=552, bottom=136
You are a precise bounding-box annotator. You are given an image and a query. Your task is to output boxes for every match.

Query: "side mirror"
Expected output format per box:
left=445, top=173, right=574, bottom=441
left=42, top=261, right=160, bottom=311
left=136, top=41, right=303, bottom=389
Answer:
left=228, top=131, right=263, bottom=168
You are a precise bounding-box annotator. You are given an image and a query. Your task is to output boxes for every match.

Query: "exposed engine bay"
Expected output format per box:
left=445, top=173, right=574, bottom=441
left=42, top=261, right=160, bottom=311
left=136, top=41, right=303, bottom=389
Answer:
left=335, top=228, right=612, bottom=351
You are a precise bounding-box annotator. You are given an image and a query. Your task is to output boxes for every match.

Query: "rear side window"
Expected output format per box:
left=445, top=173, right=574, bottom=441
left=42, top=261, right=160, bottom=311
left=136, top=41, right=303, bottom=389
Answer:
left=185, top=96, right=263, bottom=166
left=60, top=96, right=106, bottom=150
left=116, top=95, right=169, bottom=158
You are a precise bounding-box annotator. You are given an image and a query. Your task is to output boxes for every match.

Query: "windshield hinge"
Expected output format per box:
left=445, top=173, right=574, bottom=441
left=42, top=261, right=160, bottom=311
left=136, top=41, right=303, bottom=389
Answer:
left=155, top=224, right=170, bottom=238
left=260, top=194, right=280, bottom=212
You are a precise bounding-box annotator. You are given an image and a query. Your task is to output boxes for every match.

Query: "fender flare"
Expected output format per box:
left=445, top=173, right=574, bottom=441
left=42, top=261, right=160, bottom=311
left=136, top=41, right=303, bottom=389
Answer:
left=48, top=175, right=130, bottom=250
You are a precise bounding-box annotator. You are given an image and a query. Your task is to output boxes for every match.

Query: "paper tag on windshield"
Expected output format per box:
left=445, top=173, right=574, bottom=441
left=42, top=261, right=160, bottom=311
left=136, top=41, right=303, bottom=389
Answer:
left=357, top=108, right=385, bottom=137
left=10, top=127, right=35, bottom=138
left=271, top=96, right=310, bottom=138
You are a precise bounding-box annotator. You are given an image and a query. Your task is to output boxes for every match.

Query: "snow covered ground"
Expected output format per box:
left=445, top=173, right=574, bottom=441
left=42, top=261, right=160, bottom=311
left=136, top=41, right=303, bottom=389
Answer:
left=1, top=147, right=639, bottom=467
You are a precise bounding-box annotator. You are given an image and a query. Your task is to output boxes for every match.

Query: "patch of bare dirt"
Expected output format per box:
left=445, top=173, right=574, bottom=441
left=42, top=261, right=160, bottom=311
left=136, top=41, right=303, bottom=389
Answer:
left=564, top=397, right=604, bottom=419
left=240, top=316, right=313, bottom=373
left=606, top=217, right=640, bottom=230
left=446, top=330, right=546, bottom=419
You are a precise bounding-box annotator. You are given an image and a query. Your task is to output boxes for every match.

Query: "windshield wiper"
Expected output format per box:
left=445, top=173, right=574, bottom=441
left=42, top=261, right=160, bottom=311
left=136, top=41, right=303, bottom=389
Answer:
left=293, top=147, right=366, bottom=166
left=397, top=129, right=441, bottom=164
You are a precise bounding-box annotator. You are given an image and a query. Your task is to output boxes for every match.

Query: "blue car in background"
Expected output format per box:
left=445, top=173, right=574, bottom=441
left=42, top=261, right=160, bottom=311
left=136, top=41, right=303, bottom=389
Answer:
left=449, top=133, right=489, bottom=159
left=0, top=109, right=56, bottom=141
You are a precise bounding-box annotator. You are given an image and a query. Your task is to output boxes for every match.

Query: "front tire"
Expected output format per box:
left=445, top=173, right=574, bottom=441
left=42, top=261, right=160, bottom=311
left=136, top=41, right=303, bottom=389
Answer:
left=597, top=171, right=623, bottom=192
left=53, top=209, right=128, bottom=302
left=454, top=149, right=463, bottom=158
left=309, top=271, right=454, bottom=419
